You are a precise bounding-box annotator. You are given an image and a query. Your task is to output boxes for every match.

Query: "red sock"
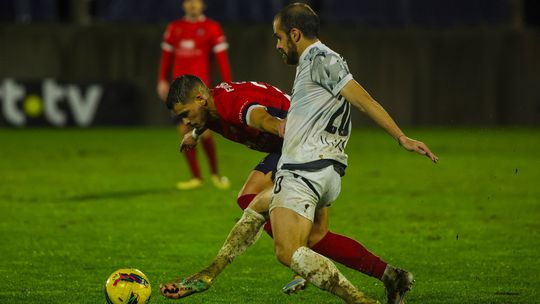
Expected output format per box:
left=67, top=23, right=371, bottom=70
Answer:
left=201, top=136, right=218, bottom=175
left=311, top=231, right=387, bottom=280
left=183, top=148, right=201, bottom=179
left=237, top=194, right=256, bottom=210
left=262, top=221, right=273, bottom=237
left=237, top=194, right=273, bottom=237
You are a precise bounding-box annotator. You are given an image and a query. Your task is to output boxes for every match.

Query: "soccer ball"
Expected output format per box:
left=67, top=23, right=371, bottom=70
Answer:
left=104, top=268, right=151, bottom=304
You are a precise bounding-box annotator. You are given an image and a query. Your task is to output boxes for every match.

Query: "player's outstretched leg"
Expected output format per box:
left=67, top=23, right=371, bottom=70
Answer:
left=160, top=270, right=213, bottom=299
left=160, top=208, right=266, bottom=299
left=381, top=266, right=414, bottom=304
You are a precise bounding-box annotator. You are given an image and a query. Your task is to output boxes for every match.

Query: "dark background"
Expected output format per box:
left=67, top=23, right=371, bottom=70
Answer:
left=1, top=0, right=539, bottom=126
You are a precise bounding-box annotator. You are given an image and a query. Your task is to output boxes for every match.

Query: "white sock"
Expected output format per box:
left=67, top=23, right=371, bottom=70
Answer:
left=291, top=246, right=364, bottom=295
left=219, top=208, right=265, bottom=261
left=206, top=208, right=265, bottom=276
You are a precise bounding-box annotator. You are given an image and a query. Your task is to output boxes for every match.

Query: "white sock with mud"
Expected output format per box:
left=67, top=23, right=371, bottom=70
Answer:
left=206, top=208, right=265, bottom=277
left=291, top=246, right=368, bottom=303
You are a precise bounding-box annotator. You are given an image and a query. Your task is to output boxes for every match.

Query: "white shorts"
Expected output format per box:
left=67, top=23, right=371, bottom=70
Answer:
left=269, top=165, right=341, bottom=222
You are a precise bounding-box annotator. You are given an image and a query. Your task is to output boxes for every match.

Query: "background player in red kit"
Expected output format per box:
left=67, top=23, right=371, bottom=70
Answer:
left=159, top=75, right=407, bottom=301
left=157, top=0, right=232, bottom=190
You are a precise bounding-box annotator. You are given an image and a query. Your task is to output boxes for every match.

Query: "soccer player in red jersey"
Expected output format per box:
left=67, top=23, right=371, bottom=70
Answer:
left=159, top=75, right=421, bottom=302
left=157, top=0, right=232, bottom=190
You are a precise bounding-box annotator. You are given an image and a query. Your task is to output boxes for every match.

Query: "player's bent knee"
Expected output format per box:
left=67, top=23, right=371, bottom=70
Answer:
left=248, top=188, right=273, bottom=215
left=276, top=248, right=292, bottom=266
left=274, top=245, right=294, bottom=266
left=307, top=226, right=328, bottom=248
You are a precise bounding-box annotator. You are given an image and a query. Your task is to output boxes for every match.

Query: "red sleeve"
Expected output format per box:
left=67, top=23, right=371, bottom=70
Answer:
left=210, top=23, right=232, bottom=82
left=215, top=86, right=259, bottom=125
left=225, top=98, right=262, bottom=125
left=158, top=50, right=173, bottom=81
left=215, top=51, right=232, bottom=82
left=158, top=23, right=175, bottom=81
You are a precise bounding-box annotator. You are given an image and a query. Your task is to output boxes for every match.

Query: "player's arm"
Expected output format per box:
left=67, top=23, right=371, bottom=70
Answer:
left=211, top=23, right=232, bottom=82
left=157, top=24, right=175, bottom=101
left=340, top=80, right=438, bottom=163
left=247, top=107, right=286, bottom=138
left=180, top=127, right=207, bottom=152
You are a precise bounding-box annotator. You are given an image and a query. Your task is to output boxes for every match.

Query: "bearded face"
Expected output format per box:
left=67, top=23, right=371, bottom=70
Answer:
left=282, top=35, right=300, bottom=65
left=273, top=19, right=300, bottom=66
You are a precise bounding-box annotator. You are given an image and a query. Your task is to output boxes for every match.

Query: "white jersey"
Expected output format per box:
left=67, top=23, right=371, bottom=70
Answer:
left=279, top=41, right=353, bottom=171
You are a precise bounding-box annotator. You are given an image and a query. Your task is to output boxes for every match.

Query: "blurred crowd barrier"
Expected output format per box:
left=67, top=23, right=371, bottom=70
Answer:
left=1, top=25, right=539, bottom=127
left=2, top=0, right=538, bottom=26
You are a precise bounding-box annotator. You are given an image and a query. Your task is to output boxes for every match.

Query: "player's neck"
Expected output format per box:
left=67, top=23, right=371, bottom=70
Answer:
left=184, top=14, right=204, bottom=22
left=297, top=38, right=320, bottom=60
left=206, top=95, right=218, bottom=119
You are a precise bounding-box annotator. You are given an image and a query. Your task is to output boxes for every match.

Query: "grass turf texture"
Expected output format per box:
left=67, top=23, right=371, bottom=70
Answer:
left=0, top=128, right=538, bottom=304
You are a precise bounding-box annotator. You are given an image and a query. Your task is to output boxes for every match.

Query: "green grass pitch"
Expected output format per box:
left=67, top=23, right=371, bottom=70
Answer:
left=0, top=128, right=538, bottom=303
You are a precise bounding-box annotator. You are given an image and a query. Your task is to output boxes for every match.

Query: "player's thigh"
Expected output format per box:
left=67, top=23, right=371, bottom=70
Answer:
left=308, top=207, right=329, bottom=247
left=270, top=206, right=313, bottom=265
left=238, top=170, right=273, bottom=197
left=247, top=186, right=274, bottom=215
left=238, top=153, right=280, bottom=197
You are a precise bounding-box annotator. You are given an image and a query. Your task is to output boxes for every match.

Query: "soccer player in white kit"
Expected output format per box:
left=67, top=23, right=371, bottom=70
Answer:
left=269, top=3, right=438, bottom=304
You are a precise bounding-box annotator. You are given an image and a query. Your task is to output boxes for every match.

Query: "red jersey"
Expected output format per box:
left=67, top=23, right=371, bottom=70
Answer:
left=206, top=81, right=290, bottom=153
left=159, top=16, right=232, bottom=86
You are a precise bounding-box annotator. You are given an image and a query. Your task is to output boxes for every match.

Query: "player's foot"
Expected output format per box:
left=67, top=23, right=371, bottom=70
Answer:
left=282, top=274, right=308, bottom=294
left=159, top=272, right=213, bottom=299
left=382, top=267, right=414, bottom=304
left=176, top=178, right=203, bottom=190
left=211, top=175, right=230, bottom=190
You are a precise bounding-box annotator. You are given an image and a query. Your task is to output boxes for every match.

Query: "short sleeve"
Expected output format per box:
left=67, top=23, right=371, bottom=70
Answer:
left=209, top=23, right=229, bottom=53
left=161, top=23, right=175, bottom=52
left=215, top=87, right=260, bottom=125
left=310, top=52, right=353, bottom=96
left=226, top=99, right=262, bottom=125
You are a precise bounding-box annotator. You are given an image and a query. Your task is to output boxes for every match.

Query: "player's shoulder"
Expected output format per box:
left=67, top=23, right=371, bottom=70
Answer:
left=211, top=84, right=245, bottom=119
left=307, top=43, right=350, bottom=79
left=306, top=43, right=343, bottom=65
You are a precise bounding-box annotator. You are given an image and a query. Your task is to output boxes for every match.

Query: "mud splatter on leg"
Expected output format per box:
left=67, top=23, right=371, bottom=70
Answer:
left=204, top=208, right=265, bottom=278
left=291, top=247, right=379, bottom=304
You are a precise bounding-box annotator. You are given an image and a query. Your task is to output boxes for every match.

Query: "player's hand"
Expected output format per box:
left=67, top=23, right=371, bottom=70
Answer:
left=398, top=135, right=438, bottom=163
left=157, top=80, right=170, bottom=102
left=180, top=132, right=198, bottom=152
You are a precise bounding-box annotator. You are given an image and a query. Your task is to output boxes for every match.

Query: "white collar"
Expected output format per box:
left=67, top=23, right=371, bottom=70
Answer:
left=298, top=40, right=323, bottom=64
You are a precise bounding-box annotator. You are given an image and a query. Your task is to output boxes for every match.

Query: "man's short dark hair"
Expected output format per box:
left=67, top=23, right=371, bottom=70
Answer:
left=166, top=74, right=205, bottom=110
left=275, top=3, right=319, bottom=39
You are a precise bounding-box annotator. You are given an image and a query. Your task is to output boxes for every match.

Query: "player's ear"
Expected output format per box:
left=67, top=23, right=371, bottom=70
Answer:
left=195, top=91, right=209, bottom=106
left=290, top=28, right=301, bottom=43
left=193, top=86, right=206, bottom=104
